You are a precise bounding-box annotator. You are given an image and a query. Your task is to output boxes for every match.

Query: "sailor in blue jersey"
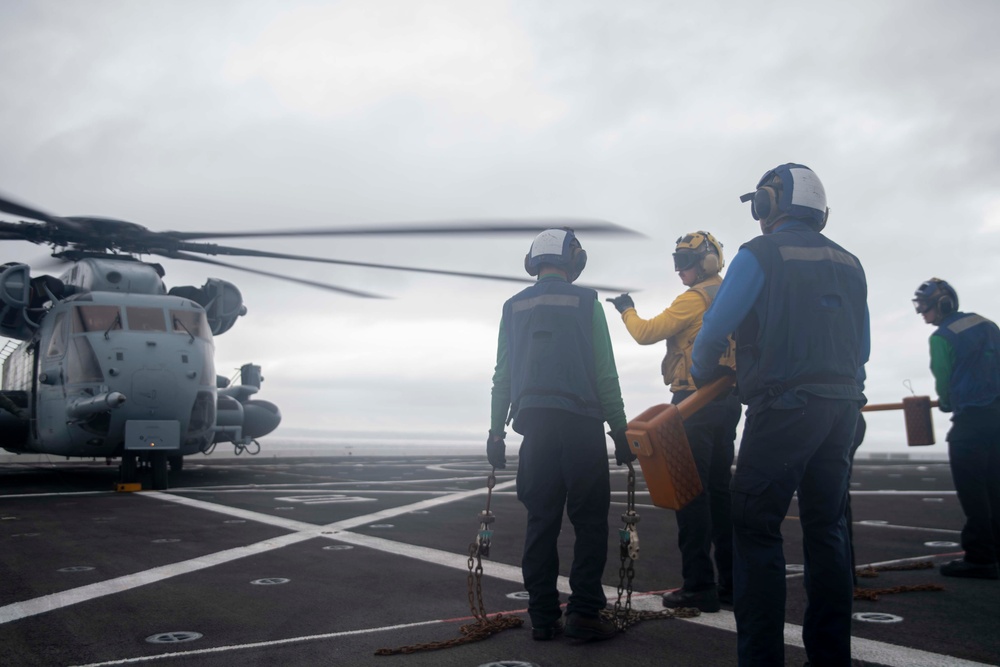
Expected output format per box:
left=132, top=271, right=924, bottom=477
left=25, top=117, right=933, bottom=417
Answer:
left=692, top=164, right=870, bottom=667
left=913, top=278, right=1000, bottom=580
left=488, top=228, right=633, bottom=643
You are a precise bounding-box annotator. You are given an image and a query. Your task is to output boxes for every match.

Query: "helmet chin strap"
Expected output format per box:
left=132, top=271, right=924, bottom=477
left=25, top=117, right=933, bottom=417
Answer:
left=760, top=213, right=785, bottom=234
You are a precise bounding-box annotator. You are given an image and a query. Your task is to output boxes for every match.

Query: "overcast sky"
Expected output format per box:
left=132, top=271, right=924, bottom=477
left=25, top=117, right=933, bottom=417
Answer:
left=2, top=0, right=998, bottom=455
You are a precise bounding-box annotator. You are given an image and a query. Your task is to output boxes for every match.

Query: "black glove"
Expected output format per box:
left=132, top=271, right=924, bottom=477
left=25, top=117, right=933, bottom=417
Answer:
left=487, top=430, right=507, bottom=470
left=605, top=293, right=635, bottom=314
left=610, top=429, right=636, bottom=466
left=692, top=364, right=736, bottom=390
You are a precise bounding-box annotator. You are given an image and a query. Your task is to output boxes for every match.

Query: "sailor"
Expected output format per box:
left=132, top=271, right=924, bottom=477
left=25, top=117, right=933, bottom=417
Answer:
left=606, top=231, right=740, bottom=612
left=691, top=164, right=870, bottom=667
left=913, top=278, right=1000, bottom=580
left=488, top=227, right=633, bottom=642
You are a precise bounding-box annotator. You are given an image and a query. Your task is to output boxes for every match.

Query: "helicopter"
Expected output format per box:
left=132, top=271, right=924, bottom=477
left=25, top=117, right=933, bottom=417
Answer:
left=0, top=191, right=637, bottom=489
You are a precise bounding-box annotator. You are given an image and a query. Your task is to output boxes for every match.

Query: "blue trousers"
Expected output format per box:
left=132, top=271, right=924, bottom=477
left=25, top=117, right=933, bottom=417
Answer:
left=673, top=390, right=741, bottom=592
left=731, top=397, right=859, bottom=667
left=946, top=399, right=1000, bottom=565
left=515, top=408, right=610, bottom=627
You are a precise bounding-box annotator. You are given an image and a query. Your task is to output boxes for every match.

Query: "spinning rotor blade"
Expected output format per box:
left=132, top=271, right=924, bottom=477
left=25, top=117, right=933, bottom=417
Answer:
left=0, top=192, right=54, bottom=223
left=164, top=219, right=643, bottom=241
left=169, top=251, right=387, bottom=298
left=0, top=192, right=86, bottom=235
left=167, top=241, right=636, bottom=293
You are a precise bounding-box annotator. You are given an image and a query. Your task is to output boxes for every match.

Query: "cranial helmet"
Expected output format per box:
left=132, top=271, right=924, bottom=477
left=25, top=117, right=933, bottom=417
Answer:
left=740, top=163, right=829, bottom=230
left=913, top=278, right=958, bottom=317
left=524, top=228, right=587, bottom=282
left=673, top=231, right=724, bottom=276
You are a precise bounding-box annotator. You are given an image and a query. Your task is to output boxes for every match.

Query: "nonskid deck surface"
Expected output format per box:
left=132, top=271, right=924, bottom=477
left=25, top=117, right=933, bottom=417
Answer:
left=0, top=456, right=996, bottom=667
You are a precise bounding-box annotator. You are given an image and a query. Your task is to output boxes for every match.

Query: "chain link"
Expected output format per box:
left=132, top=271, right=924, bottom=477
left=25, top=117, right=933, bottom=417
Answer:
left=611, top=462, right=641, bottom=630
left=376, top=470, right=523, bottom=656
left=852, top=560, right=944, bottom=601
left=378, top=464, right=704, bottom=653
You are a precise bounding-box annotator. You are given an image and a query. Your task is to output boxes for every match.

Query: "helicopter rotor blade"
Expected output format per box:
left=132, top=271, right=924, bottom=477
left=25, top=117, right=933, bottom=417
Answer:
left=164, top=241, right=636, bottom=293
left=168, top=251, right=388, bottom=299
left=163, top=219, right=644, bottom=241
left=0, top=192, right=57, bottom=223
left=0, top=192, right=91, bottom=239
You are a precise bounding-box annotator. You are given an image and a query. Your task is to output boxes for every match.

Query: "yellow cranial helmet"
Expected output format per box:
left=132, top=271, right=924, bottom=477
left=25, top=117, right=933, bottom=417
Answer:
left=673, top=231, right=724, bottom=275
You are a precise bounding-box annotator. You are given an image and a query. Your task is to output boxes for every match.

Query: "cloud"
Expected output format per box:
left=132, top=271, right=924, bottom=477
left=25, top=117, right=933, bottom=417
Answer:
left=1, top=0, right=999, bottom=455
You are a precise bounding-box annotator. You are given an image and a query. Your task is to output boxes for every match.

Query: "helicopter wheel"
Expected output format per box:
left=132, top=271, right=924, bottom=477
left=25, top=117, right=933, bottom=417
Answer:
left=120, top=452, right=138, bottom=484
left=151, top=451, right=169, bottom=490
left=168, top=455, right=183, bottom=472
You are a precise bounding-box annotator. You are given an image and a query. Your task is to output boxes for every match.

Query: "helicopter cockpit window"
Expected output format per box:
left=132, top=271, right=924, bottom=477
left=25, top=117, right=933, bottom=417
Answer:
left=66, top=337, right=104, bottom=384
left=46, top=312, right=68, bottom=357
left=72, top=305, right=122, bottom=334
left=171, top=310, right=212, bottom=341
left=126, top=307, right=167, bottom=332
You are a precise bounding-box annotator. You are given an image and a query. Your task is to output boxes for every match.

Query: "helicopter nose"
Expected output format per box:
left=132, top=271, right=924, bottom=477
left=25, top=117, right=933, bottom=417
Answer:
left=131, top=369, right=178, bottom=409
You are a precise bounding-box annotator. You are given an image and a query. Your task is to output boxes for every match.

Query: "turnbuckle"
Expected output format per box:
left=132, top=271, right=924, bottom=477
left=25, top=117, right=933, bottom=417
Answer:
left=475, top=510, right=495, bottom=558
left=619, top=511, right=640, bottom=561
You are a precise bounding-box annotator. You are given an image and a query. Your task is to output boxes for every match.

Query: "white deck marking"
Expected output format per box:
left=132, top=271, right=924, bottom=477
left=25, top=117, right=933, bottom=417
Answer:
left=628, top=597, right=995, bottom=667
left=1, top=472, right=990, bottom=667
left=853, top=521, right=960, bottom=535
left=849, top=490, right=956, bottom=495
left=0, top=480, right=518, bottom=625
left=68, top=619, right=444, bottom=666
left=0, top=531, right=317, bottom=624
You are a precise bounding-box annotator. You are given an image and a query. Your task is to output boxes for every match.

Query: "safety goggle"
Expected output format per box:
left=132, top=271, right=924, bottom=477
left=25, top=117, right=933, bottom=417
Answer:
left=672, top=251, right=700, bottom=272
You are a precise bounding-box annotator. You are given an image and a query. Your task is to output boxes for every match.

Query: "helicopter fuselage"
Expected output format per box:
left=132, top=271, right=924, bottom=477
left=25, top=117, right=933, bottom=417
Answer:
left=3, top=290, right=217, bottom=458
left=0, top=257, right=279, bottom=472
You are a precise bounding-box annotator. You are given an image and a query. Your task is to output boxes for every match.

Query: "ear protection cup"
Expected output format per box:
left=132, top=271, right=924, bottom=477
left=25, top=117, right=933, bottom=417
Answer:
left=566, top=247, right=587, bottom=282
left=913, top=278, right=959, bottom=317
left=524, top=253, right=538, bottom=276
left=752, top=186, right=778, bottom=222
left=700, top=253, right=720, bottom=275
left=938, top=294, right=956, bottom=316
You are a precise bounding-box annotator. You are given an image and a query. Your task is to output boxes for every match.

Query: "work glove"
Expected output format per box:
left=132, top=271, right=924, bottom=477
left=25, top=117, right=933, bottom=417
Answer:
left=605, top=293, right=635, bottom=314
left=610, top=429, right=636, bottom=466
left=692, top=365, right=736, bottom=390
left=487, top=430, right=507, bottom=470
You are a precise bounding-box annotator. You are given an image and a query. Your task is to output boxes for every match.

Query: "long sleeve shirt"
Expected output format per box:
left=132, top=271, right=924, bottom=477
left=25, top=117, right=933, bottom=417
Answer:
left=620, top=275, right=725, bottom=392
left=929, top=334, right=955, bottom=412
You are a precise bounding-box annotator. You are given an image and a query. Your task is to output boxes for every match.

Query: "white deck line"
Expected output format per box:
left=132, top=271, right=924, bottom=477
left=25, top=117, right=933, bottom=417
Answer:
left=0, top=480, right=990, bottom=667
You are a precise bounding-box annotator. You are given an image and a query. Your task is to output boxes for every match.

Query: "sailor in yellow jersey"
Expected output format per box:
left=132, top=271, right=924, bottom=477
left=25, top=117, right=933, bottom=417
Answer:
left=606, top=231, right=740, bottom=612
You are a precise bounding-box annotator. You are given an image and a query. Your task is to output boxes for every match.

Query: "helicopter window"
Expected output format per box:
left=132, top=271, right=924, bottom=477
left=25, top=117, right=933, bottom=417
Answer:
left=46, top=312, right=68, bottom=357
left=72, top=305, right=122, bottom=334
left=171, top=310, right=211, bottom=341
left=66, top=337, right=104, bottom=384
left=126, top=307, right=167, bottom=332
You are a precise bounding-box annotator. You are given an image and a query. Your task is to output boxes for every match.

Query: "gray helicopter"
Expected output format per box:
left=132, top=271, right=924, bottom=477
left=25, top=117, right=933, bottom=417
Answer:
left=0, top=192, right=636, bottom=489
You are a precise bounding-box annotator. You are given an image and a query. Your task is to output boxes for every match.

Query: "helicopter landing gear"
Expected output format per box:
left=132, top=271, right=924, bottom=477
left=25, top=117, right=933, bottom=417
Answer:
left=120, top=452, right=138, bottom=485
left=151, top=451, right=168, bottom=490
left=168, top=455, right=183, bottom=472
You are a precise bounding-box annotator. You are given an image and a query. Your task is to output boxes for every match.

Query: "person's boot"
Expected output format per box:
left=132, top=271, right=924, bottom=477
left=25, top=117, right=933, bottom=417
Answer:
left=662, top=587, right=721, bottom=612
left=564, top=612, right=617, bottom=641
left=940, top=558, right=999, bottom=580
left=531, top=617, right=563, bottom=640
